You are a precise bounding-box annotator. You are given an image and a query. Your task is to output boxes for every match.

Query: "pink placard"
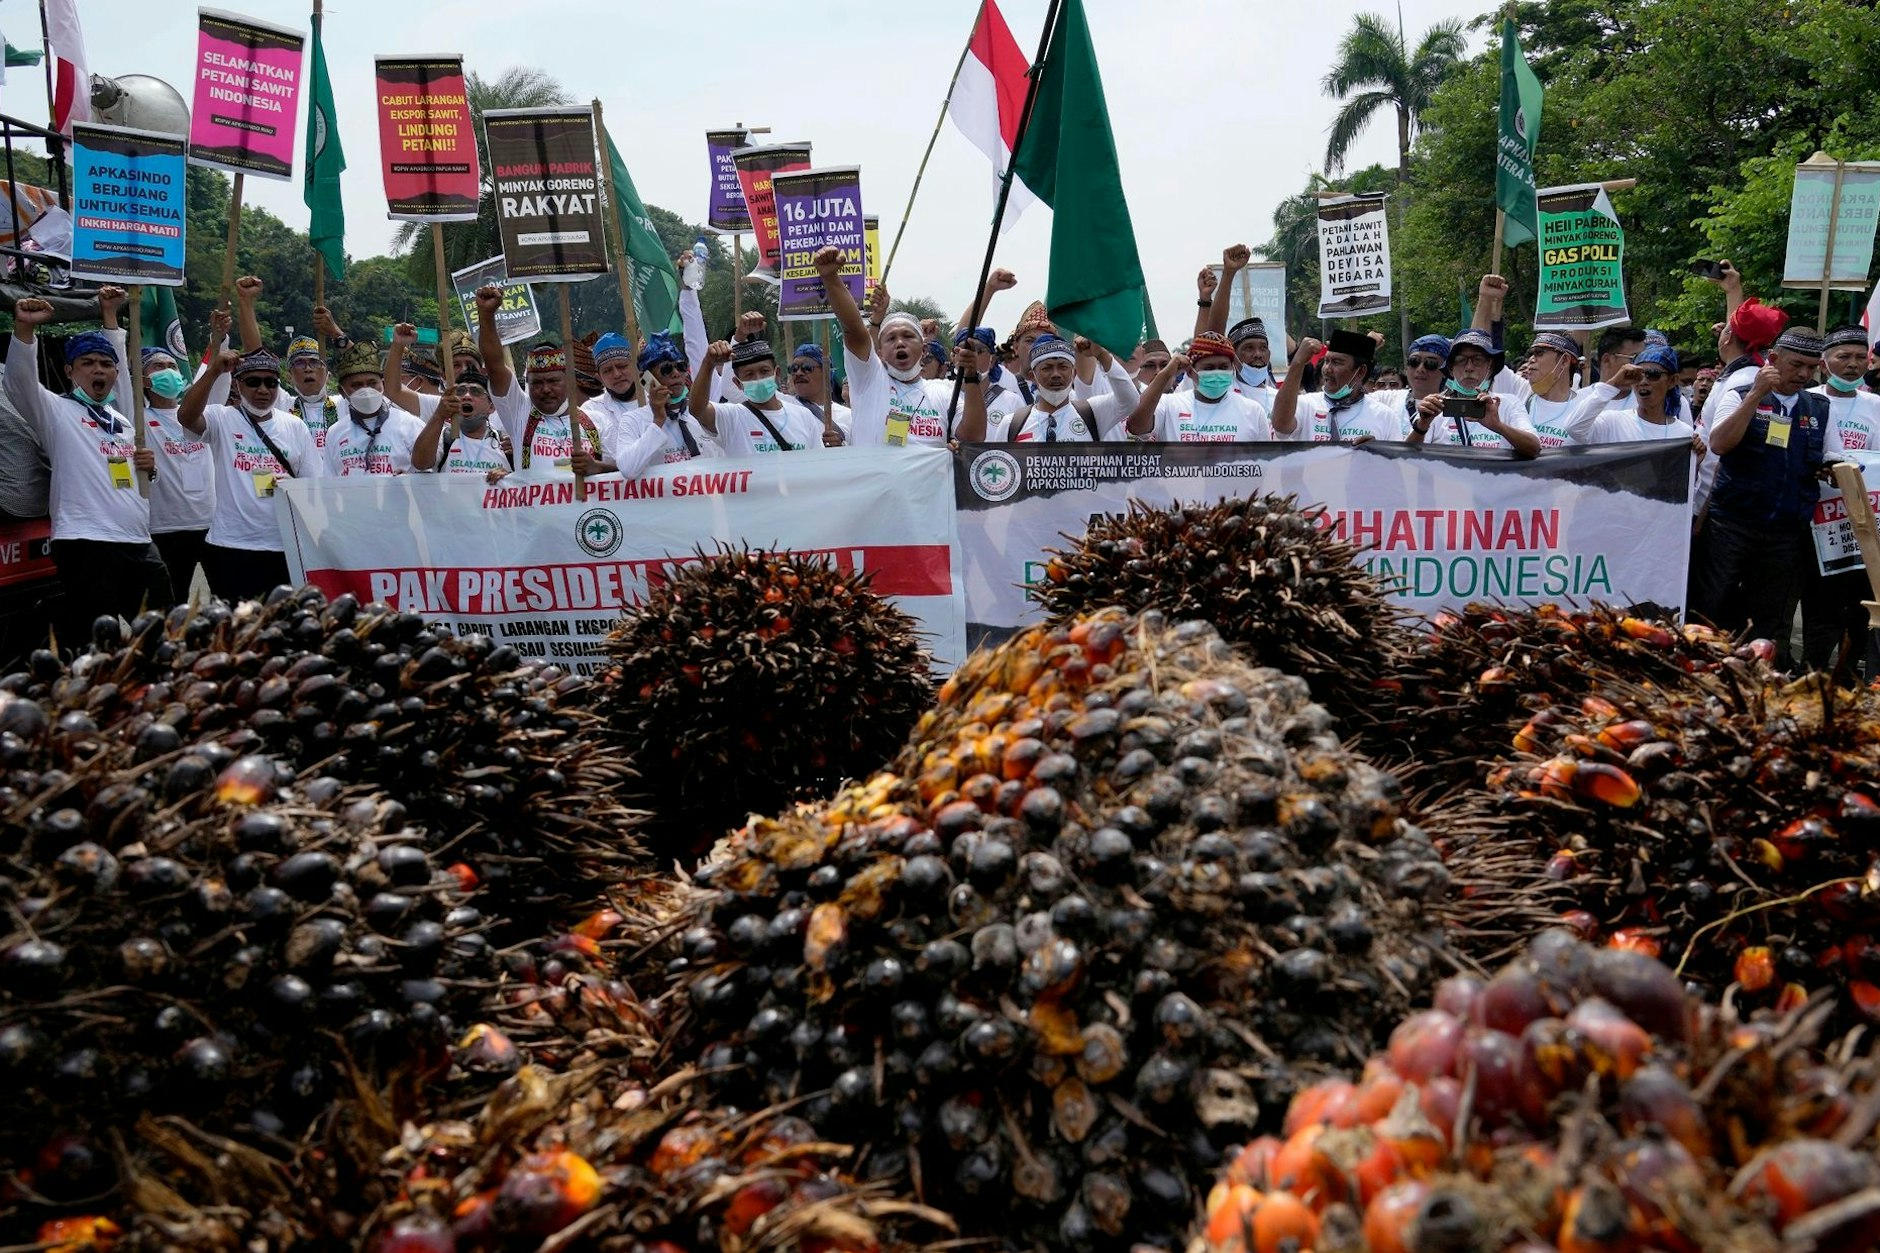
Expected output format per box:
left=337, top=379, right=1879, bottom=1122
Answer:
left=188, top=8, right=305, bottom=182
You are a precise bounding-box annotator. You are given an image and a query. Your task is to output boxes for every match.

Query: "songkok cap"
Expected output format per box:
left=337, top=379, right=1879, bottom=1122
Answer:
left=1227, top=317, right=1268, bottom=345
left=286, top=335, right=323, bottom=364
left=526, top=341, right=566, bottom=376
left=1825, top=324, right=1868, bottom=350
left=1407, top=334, right=1452, bottom=363
left=236, top=348, right=282, bottom=378
left=1727, top=297, right=1788, bottom=352
left=1772, top=327, right=1825, bottom=358
left=64, top=330, right=117, bottom=365
left=1187, top=331, right=1237, bottom=364
left=593, top=331, right=634, bottom=366
left=333, top=339, right=382, bottom=380
left=1028, top=334, right=1077, bottom=367
left=638, top=333, right=685, bottom=371
left=444, top=329, right=483, bottom=366
left=404, top=351, right=443, bottom=384
left=730, top=338, right=775, bottom=368
left=1529, top=331, right=1581, bottom=358
left=954, top=325, right=996, bottom=350
left=1448, top=329, right=1499, bottom=360
left=793, top=342, right=825, bottom=363
left=1327, top=328, right=1377, bottom=363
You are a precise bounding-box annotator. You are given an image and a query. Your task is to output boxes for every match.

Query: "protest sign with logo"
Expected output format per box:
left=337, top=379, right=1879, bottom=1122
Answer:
left=1782, top=158, right=1880, bottom=290
left=281, top=446, right=967, bottom=674
left=1811, top=448, right=1880, bottom=576
left=374, top=56, right=479, bottom=221
left=864, top=214, right=880, bottom=302
left=774, top=167, right=864, bottom=322
left=484, top=107, right=607, bottom=281
left=731, top=142, right=812, bottom=283
left=1534, top=183, right=1630, bottom=331
left=705, top=128, right=750, bottom=233
left=955, top=441, right=1691, bottom=648
left=1315, top=194, right=1392, bottom=318
left=188, top=8, right=305, bottom=181
left=1208, top=262, right=1290, bottom=372
left=71, top=124, right=188, bottom=286
left=451, top=255, right=542, bottom=345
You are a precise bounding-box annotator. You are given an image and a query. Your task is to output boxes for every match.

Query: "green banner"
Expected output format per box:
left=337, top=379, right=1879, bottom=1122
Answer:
left=1534, top=183, right=1628, bottom=331
left=1495, top=19, right=1543, bottom=248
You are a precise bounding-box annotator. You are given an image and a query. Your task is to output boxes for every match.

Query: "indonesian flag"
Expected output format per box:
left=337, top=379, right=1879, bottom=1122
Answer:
left=44, top=0, right=89, bottom=138
left=949, top=0, right=1035, bottom=232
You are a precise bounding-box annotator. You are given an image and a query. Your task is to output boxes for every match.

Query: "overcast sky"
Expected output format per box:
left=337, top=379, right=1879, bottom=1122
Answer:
left=10, top=0, right=1493, bottom=337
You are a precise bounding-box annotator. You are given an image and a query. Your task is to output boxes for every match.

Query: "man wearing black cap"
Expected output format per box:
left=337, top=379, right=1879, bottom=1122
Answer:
left=689, top=334, right=824, bottom=455
left=1272, top=329, right=1405, bottom=442
left=1799, top=324, right=1880, bottom=673
left=1519, top=331, right=1582, bottom=448
left=1691, top=327, right=1830, bottom=668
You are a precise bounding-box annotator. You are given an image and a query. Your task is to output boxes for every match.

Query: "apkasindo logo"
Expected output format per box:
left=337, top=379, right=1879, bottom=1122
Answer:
left=575, top=507, right=624, bottom=558
left=969, top=449, right=1022, bottom=503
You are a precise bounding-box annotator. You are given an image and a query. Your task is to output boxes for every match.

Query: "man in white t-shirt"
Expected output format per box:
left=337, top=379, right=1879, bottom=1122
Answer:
left=1801, top=324, right=1880, bottom=673
left=7, top=295, right=167, bottom=634
left=322, top=337, right=426, bottom=477
left=1519, top=331, right=1581, bottom=448
left=1406, top=329, right=1541, bottom=456
left=688, top=335, right=823, bottom=455
left=601, top=332, right=717, bottom=476
left=1560, top=344, right=1702, bottom=450
left=410, top=369, right=512, bottom=479
left=959, top=333, right=1140, bottom=442
left=1273, top=329, right=1406, bottom=443
left=1126, top=331, right=1273, bottom=441
left=579, top=330, right=643, bottom=453
left=788, top=343, right=850, bottom=446
left=956, top=325, right=1029, bottom=418
left=816, top=246, right=963, bottom=447
left=177, top=347, right=321, bottom=601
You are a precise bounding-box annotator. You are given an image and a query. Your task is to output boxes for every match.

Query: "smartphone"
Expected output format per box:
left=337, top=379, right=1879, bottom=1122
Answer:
left=1442, top=396, right=1488, bottom=421
left=1688, top=259, right=1725, bottom=280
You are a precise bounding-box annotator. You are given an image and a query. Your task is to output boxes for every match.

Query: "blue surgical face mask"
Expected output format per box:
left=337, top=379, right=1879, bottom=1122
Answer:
left=1195, top=370, right=1234, bottom=400
left=1444, top=377, right=1482, bottom=398
left=1237, top=363, right=1272, bottom=388
left=148, top=369, right=187, bottom=400
left=1829, top=373, right=1862, bottom=393
left=669, top=384, right=689, bottom=405
left=743, top=376, right=779, bottom=403
left=73, top=387, right=116, bottom=406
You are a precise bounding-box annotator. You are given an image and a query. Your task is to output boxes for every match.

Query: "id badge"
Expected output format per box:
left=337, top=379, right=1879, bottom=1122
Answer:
left=885, top=411, right=911, bottom=447
left=1767, top=413, right=1793, bottom=449
left=252, top=472, right=276, bottom=499
left=107, top=456, right=133, bottom=490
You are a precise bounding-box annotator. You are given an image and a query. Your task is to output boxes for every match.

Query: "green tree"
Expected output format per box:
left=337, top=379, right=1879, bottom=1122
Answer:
left=1322, top=11, right=1467, bottom=178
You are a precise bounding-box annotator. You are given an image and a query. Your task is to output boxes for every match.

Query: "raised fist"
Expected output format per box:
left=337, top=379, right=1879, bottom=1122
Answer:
left=13, top=297, right=53, bottom=327
left=1223, top=243, right=1251, bottom=270
left=813, top=245, right=844, bottom=279
left=235, top=275, right=264, bottom=302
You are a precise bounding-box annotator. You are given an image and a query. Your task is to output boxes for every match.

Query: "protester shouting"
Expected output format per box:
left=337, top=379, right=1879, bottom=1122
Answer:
left=6, top=293, right=168, bottom=638
left=409, top=370, right=512, bottom=480
left=1272, top=330, right=1402, bottom=442
left=829, top=247, right=969, bottom=447
left=1127, top=332, right=1273, bottom=441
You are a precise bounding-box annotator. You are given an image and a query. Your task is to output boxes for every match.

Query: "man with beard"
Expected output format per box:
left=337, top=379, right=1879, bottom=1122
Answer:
left=957, top=334, right=1138, bottom=442
left=1126, top=332, right=1273, bottom=441
left=1691, top=327, right=1830, bottom=669
left=509, top=340, right=607, bottom=482
left=787, top=343, right=850, bottom=446
left=1406, top=329, right=1541, bottom=456
left=323, top=336, right=427, bottom=477
left=1272, top=330, right=1404, bottom=442
left=177, top=346, right=321, bottom=601
left=410, top=370, right=511, bottom=480
left=603, top=332, right=719, bottom=472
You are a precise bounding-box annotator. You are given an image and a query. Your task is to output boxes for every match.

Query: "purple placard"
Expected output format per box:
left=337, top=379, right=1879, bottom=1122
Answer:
left=705, top=128, right=750, bottom=233
left=774, top=167, right=864, bottom=323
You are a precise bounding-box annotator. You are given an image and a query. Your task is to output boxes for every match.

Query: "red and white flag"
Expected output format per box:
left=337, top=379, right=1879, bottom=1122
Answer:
left=949, top=0, right=1035, bottom=232
left=44, top=0, right=90, bottom=138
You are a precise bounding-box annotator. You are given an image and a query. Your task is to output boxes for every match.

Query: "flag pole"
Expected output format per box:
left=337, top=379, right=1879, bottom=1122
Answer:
left=432, top=225, right=459, bottom=443
left=945, top=0, right=1064, bottom=434
left=559, top=286, right=585, bottom=503
left=1491, top=209, right=1506, bottom=279
left=36, top=0, right=58, bottom=149
left=126, top=284, right=151, bottom=499
left=311, top=0, right=324, bottom=350
left=880, top=1, right=981, bottom=290
left=592, top=99, right=642, bottom=349
left=219, top=174, right=245, bottom=311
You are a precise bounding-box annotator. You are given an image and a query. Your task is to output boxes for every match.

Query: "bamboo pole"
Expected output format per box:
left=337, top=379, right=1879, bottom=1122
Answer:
left=431, top=225, right=458, bottom=442
left=126, top=285, right=151, bottom=499
left=1491, top=209, right=1507, bottom=281
left=559, top=286, right=584, bottom=502
left=881, top=0, right=980, bottom=290
left=311, top=0, right=325, bottom=352
left=218, top=174, right=245, bottom=310
left=1819, top=158, right=1847, bottom=334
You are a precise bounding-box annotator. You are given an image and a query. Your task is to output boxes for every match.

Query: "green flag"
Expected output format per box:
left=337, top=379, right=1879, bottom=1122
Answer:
left=139, top=285, right=188, bottom=364
left=1009, top=0, right=1148, bottom=356
left=303, top=10, right=345, bottom=282
left=1496, top=18, right=1543, bottom=248
left=4, top=42, right=42, bottom=68
left=604, top=132, right=683, bottom=335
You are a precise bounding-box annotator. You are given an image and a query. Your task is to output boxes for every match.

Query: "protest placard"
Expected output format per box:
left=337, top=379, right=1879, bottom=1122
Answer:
left=484, top=107, right=607, bottom=281
left=188, top=8, right=305, bottom=181
left=774, top=167, right=864, bottom=322
left=375, top=55, right=479, bottom=221
left=705, top=128, right=750, bottom=233
left=71, top=123, right=188, bottom=286
left=731, top=142, right=811, bottom=283
left=1315, top=194, right=1391, bottom=318
left=1534, top=183, right=1630, bottom=330
left=451, top=255, right=542, bottom=345
left=1207, top=262, right=1290, bottom=371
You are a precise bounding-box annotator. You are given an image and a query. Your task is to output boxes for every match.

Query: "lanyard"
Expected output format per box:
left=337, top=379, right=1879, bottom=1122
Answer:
left=75, top=396, right=122, bottom=438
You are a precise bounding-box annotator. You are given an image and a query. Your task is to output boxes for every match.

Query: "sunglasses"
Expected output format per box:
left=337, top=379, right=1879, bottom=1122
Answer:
left=789, top=363, right=819, bottom=375
left=239, top=376, right=280, bottom=390
left=454, top=384, right=488, bottom=397
left=1637, top=368, right=1669, bottom=382
left=1407, top=357, right=1444, bottom=370
left=652, top=361, right=687, bottom=377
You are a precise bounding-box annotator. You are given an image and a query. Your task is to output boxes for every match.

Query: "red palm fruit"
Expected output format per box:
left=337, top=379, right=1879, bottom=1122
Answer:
left=1354, top=1069, right=1406, bottom=1123
left=1351, top=1134, right=1403, bottom=1205
left=1227, top=1136, right=1283, bottom=1190
left=1250, top=1192, right=1320, bottom=1253
left=1517, top=1018, right=1589, bottom=1126
left=1617, top=1065, right=1712, bottom=1161
left=1770, top=817, right=1832, bottom=862
left=1476, top=965, right=1554, bottom=1034
left=494, top=1150, right=602, bottom=1237
left=649, top=1120, right=718, bottom=1177
left=1582, top=695, right=1621, bottom=719
left=1566, top=999, right=1653, bottom=1080
left=1560, top=910, right=1601, bottom=940
left=1546, top=850, right=1581, bottom=880
left=1732, top=1139, right=1880, bottom=1229
left=1387, top=1009, right=1464, bottom=1083
left=1362, top=1181, right=1431, bottom=1253
left=37, top=1218, right=122, bottom=1253
left=1556, top=1178, right=1642, bottom=1253
left=1572, top=761, right=1642, bottom=808
left=445, top=862, right=478, bottom=892
left=1596, top=719, right=1655, bottom=751
left=1589, top=948, right=1690, bottom=1042
left=1203, top=1182, right=1262, bottom=1249
left=1433, top=974, right=1484, bottom=1020
left=1734, top=945, right=1777, bottom=993
left=1285, top=1078, right=1361, bottom=1134
left=1849, top=979, right=1880, bottom=1021
left=1373, top=1088, right=1446, bottom=1176
left=373, top=1214, right=455, bottom=1253
left=1268, top=1127, right=1350, bottom=1213
left=723, top=1177, right=791, bottom=1237
left=1417, top=1076, right=1464, bottom=1146
left=1458, top=1029, right=1525, bottom=1128
left=1619, top=617, right=1676, bottom=646
left=1611, top=1136, right=1703, bottom=1253
left=572, top=909, right=623, bottom=940
left=1001, top=737, right=1045, bottom=781
left=214, top=754, right=275, bottom=805
left=1539, top=756, right=1579, bottom=801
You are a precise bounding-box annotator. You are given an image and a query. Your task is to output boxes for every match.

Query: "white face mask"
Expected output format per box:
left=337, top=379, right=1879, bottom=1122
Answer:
left=348, top=387, right=385, bottom=414
left=886, top=361, right=923, bottom=384
left=1036, top=385, right=1072, bottom=406
left=1238, top=363, right=1272, bottom=388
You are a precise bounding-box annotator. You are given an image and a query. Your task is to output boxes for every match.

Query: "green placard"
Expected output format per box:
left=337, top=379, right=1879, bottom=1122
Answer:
left=1534, top=184, right=1629, bottom=331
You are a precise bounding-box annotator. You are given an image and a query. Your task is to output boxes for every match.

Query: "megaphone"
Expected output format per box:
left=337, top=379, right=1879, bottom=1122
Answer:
left=89, top=74, right=189, bottom=135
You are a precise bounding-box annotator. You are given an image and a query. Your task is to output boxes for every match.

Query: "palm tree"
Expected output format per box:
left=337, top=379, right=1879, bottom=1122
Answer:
left=393, top=68, right=575, bottom=288
left=1321, top=12, right=1466, bottom=180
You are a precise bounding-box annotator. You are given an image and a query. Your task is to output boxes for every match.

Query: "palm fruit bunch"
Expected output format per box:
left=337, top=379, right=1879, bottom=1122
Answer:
left=660, top=609, right=1454, bottom=1253
left=1430, top=667, right=1880, bottom=1018
left=0, top=743, right=504, bottom=1239
left=366, top=1065, right=955, bottom=1253
left=1350, top=603, right=1763, bottom=808
left=7, top=588, right=642, bottom=933
left=1195, top=929, right=1880, bottom=1253
left=1032, top=496, right=1407, bottom=729
left=597, top=549, right=934, bottom=866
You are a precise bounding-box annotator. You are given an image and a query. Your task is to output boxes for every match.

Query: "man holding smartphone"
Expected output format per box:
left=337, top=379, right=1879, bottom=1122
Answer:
left=1403, top=330, right=1540, bottom=457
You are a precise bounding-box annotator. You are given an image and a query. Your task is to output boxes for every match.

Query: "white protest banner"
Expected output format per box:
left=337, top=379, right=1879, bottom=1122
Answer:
left=1783, top=158, right=1880, bottom=290
left=1316, top=193, right=1392, bottom=318
left=280, top=446, right=968, bottom=672
left=954, top=441, right=1692, bottom=647
left=1207, top=262, right=1290, bottom=372
left=1812, top=447, right=1880, bottom=576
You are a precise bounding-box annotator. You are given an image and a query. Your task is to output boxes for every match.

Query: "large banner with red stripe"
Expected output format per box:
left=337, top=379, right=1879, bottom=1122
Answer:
left=277, top=446, right=967, bottom=675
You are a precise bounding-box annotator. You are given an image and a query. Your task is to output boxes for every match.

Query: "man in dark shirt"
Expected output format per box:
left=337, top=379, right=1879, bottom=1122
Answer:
left=1690, top=327, right=1828, bottom=670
